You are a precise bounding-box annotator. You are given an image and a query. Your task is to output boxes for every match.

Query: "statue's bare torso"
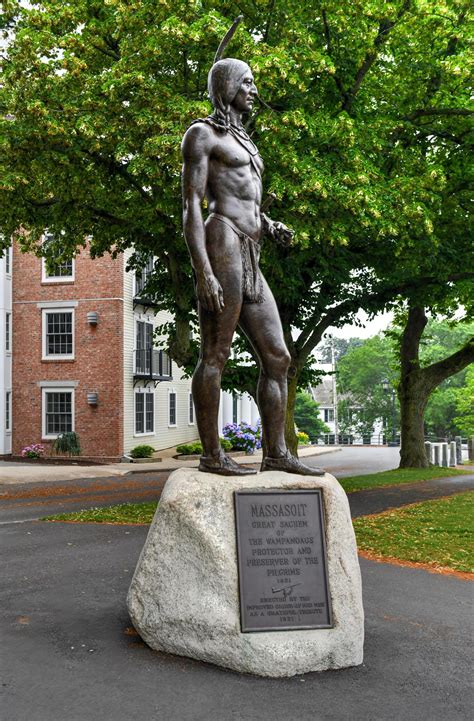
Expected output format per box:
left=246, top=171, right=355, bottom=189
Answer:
left=183, top=122, right=263, bottom=241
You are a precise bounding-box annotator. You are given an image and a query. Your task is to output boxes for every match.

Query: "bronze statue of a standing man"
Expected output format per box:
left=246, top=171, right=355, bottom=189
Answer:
left=181, top=25, right=323, bottom=477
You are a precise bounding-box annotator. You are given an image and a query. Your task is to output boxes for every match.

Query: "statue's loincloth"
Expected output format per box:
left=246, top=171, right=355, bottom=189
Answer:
left=207, top=213, right=264, bottom=303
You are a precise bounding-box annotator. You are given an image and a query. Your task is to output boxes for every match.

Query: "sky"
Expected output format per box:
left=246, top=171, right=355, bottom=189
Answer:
left=326, top=310, right=394, bottom=340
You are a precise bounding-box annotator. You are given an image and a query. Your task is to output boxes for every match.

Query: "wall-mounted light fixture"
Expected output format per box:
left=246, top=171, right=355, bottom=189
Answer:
left=87, top=392, right=99, bottom=405
left=87, top=311, right=99, bottom=325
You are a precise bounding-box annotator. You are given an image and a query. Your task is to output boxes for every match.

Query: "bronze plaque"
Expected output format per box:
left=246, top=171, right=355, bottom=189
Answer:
left=234, top=489, right=332, bottom=632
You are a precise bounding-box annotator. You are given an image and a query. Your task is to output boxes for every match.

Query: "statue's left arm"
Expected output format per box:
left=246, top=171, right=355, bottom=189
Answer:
left=261, top=212, right=294, bottom=247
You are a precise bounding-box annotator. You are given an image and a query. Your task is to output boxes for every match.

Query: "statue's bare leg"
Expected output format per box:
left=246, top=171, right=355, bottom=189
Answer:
left=193, top=217, right=257, bottom=475
left=238, top=275, right=290, bottom=458
left=239, top=274, right=324, bottom=476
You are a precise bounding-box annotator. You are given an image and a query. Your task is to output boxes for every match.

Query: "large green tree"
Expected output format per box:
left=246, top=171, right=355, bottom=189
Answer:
left=1, top=1, right=472, bottom=457
left=335, top=320, right=474, bottom=455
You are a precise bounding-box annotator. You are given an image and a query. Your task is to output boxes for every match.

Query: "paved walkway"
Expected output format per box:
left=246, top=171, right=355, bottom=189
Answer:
left=0, top=445, right=339, bottom=485
left=1, top=469, right=473, bottom=525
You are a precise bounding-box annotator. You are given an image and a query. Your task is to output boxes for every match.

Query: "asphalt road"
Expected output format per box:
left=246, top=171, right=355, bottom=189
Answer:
left=1, top=520, right=472, bottom=721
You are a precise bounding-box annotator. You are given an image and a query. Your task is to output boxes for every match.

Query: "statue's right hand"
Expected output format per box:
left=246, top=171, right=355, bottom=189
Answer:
left=196, top=272, right=225, bottom=314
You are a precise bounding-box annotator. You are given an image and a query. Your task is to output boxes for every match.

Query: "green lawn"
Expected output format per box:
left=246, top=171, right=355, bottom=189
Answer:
left=43, top=501, right=158, bottom=525
left=354, top=491, right=474, bottom=573
left=340, top=466, right=469, bottom=493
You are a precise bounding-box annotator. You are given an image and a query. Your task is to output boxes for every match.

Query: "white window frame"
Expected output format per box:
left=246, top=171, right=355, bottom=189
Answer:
left=168, top=389, right=177, bottom=428
left=41, top=232, right=75, bottom=283
left=323, top=408, right=334, bottom=423
left=41, top=256, right=75, bottom=283
left=134, top=390, right=155, bottom=436
left=5, top=391, right=11, bottom=433
left=5, top=312, right=11, bottom=353
left=5, top=242, right=12, bottom=275
left=42, top=387, right=75, bottom=440
left=188, top=392, right=195, bottom=425
left=42, top=307, right=75, bottom=360
left=134, top=255, right=155, bottom=297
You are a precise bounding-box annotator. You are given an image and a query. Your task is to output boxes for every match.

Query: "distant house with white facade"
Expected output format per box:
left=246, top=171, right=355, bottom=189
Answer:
left=310, top=364, right=383, bottom=445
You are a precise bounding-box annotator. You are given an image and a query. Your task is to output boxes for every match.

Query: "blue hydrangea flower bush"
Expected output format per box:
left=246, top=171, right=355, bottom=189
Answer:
left=222, top=421, right=262, bottom=454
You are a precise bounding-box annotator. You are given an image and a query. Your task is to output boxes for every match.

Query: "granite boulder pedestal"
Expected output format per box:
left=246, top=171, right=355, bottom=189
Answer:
left=127, top=468, right=364, bottom=677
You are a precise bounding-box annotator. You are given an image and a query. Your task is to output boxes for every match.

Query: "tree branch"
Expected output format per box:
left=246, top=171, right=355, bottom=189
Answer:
left=342, top=1, right=411, bottom=113
left=424, top=335, right=474, bottom=388
left=263, top=0, right=276, bottom=43
left=320, top=9, right=347, bottom=100
left=404, top=108, right=474, bottom=121
left=82, top=149, right=152, bottom=202
left=294, top=272, right=474, bottom=365
left=90, top=42, right=120, bottom=61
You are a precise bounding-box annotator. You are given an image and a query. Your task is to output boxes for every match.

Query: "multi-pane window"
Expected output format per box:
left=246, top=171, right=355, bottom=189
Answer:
left=5, top=312, right=11, bottom=351
left=188, top=393, right=194, bottom=424
left=5, top=391, right=11, bottom=431
left=44, top=311, right=74, bottom=357
left=42, top=232, right=74, bottom=281
left=233, top=393, right=238, bottom=424
left=5, top=243, right=11, bottom=274
left=135, top=320, right=154, bottom=374
left=135, top=255, right=155, bottom=297
left=135, top=392, right=154, bottom=434
left=45, top=259, right=73, bottom=278
left=145, top=394, right=154, bottom=433
left=169, top=391, right=177, bottom=426
left=324, top=408, right=334, bottom=423
left=44, top=391, right=73, bottom=436
left=135, top=393, right=144, bottom=434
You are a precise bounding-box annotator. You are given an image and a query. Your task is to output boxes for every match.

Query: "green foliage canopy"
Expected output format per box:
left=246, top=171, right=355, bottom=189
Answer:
left=1, top=0, right=472, bottom=394
left=336, top=319, right=474, bottom=439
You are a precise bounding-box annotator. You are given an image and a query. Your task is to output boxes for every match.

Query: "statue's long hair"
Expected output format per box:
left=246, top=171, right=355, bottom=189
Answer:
left=207, top=58, right=251, bottom=127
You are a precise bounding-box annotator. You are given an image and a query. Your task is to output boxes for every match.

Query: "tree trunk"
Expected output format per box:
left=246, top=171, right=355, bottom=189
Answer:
left=398, top=306, right=429, bottom=468
left=397, top=305, right=474, bottom=467
left=398, top=371, right=430, bottom=467
left=285, top=372, right=299, bottom=457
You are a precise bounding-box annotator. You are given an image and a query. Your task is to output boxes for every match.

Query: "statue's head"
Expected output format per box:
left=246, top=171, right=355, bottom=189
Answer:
left=208, top=58, right=254, bottom=126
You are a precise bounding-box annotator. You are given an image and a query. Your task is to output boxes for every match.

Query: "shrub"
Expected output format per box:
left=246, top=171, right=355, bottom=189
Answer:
left=130, top=444, right=155, bottom=459
left=297, top=431, right=310, bottom=445
left=53, top=432, right=81, bottom=456
left=21, top=443, right=45, bottom=459
left=176, top=438, right=232, bottom=455
left=223, top=421, right=262, bottom=454
left=176, top=441, right=203, bottom=455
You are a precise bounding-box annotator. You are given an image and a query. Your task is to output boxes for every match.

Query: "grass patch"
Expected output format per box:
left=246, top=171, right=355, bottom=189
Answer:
left=340, top=466, right=469, bottom=493
left=42, top=501, right=158, bottom=525
left=354, top=491, right=474, bottom=573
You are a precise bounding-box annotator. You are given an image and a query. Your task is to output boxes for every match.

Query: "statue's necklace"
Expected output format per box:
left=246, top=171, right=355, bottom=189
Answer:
left=228, top=123, right=260, bottom=157
left=228, top=123, right=262, bottom=179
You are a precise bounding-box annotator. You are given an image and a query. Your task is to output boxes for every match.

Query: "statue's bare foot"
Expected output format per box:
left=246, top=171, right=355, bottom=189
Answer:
left=198, top=451, right=257, bottom=476
left=261, top=452, right=325, bottom=476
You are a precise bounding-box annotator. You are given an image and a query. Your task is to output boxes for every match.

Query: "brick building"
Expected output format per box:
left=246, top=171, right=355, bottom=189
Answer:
left=12, top=240, right=258, bottom=461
